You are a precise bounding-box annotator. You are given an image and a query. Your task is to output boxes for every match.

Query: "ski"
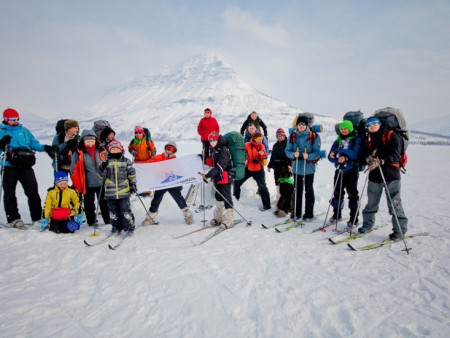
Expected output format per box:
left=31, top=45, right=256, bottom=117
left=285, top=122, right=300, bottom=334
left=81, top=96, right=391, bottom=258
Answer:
left=261, top=217, right=293, bottom=229
left=329, top=224, right=388, bottom=245
left=274, top=219, right=305, bottom=232
left=194, top=204, right=213, bottom=213
left=108, top=233, right=134, bottom=250
left=0, top=223, right=34, bottom=231
left=194, top=228, right=227, bottom=246
left=276, top=212, right=326, bottom=233
left=348, top=232, right=428, bottom=251
left=84, top=233, right=119, bottom=247
left=193, top=219, right=244, bottom=245
left=172, top=225, right=218, bottom=239
left=174, top=219, right=243, bottom=239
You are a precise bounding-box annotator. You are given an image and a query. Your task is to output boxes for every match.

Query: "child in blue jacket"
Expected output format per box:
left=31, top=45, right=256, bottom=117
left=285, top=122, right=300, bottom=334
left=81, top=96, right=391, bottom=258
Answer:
left=328, top=121, right=362, bottom=226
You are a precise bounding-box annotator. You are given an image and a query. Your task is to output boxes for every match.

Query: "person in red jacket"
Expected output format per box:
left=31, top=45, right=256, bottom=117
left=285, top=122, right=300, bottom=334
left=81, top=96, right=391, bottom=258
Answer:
left=233, top=132, right=271, bottom=211
left=141, top=142, right=194, bottom=226
left=197, top=108, right=220, bottom=159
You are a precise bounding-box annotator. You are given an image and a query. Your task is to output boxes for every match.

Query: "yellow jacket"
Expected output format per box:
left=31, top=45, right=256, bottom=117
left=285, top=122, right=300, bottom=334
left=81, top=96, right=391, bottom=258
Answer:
left=44, top=186, right=80, bottom=220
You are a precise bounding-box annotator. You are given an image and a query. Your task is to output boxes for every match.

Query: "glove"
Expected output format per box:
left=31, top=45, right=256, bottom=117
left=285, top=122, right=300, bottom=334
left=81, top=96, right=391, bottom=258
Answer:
left=130, top=150, right=137, bottom=156
left=252, top=158, right=260, bottom=164
left=40, top=219, right=49, bottom=230
left=368, top=158, right=383, bottom=171
left=43, top=145, right=55, bottom=159
left=0, top=135, right=12, bottom=149
left=129, top=186, right=137, bottom=194
left=76, top=214, right=84, bottom=225
left=51, top=145, right=59, bottom=154
left=65, top=138, right=78, bottom=149
left=99, top=160, right=109, bottom=171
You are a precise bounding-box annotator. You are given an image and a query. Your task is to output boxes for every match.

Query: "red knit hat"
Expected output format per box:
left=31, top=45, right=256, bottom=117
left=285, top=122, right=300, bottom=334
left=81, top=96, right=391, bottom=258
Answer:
left=3, top=108, right=19, bottom=119
left=276, top=128, right=286, bottom=136
left=107, top=140, right=124, bottom=153
left=135, top=125, right=144, bottom=134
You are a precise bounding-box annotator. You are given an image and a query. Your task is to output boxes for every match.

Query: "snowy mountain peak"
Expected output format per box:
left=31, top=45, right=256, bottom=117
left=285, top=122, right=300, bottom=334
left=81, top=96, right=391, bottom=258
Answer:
left=32, top=54, right=450, bottom=146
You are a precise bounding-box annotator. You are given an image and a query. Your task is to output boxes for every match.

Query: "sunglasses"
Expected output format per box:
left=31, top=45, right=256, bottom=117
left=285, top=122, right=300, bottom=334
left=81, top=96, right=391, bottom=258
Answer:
left=366, top=121, right=379, bottom=127
left=208, top=139, right=218, bottom=143
left=6, top=117, right=20, bottom=122
left=298, top=122, right=306, bottom=126
left=135, top=132, right=143, bottom=135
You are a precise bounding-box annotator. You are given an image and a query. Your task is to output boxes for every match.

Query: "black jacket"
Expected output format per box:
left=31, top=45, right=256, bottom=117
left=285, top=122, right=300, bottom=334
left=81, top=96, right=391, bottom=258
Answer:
left=205, top=135, right=232, bottom=184
left=364, top=127, right=404, bottom=183
left=240, top=114, right=268, bottom=137
left=268, top=138, right=291, bottom=170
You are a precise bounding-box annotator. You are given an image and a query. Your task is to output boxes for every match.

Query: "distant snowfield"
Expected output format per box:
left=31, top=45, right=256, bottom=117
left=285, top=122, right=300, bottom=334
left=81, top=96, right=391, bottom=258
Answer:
left=0, top=143, right=449, bottom=337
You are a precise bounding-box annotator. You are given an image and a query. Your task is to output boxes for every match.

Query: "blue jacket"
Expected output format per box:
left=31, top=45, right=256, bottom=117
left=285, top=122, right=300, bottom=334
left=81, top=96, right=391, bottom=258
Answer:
left=328, top=135, right=362, bottom=173
left=285, top=127, right=321, bottom=175
left=0, top=123, right=45, bottom=167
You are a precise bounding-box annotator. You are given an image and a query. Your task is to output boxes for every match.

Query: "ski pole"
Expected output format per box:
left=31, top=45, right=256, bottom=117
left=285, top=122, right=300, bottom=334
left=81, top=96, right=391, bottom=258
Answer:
left=136, top=194, right=157, bottom=225
left=333, top=163, right=345, bottom=232
left=90, top=172, right=107, bottom=237
left=347, top=171, right=369, bottom=232
left=54, top=147, right=58, bottom=173
left=377, top=163, right=410, bottom=254
left=201, top=148, right=207, bottom=223
left=198, top=172, right=252, bottom=226
left=293, top=148, right=299, bottom=221
left=0, top=145, right=7, bottom=222
left=301, top=147, right=307, bottom=226
left=320, top=169, right=343, bottom=232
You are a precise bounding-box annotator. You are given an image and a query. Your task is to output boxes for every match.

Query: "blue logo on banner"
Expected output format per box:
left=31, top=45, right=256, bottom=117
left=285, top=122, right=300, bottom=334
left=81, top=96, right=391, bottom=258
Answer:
left=161, top=171, right=183, bottom=183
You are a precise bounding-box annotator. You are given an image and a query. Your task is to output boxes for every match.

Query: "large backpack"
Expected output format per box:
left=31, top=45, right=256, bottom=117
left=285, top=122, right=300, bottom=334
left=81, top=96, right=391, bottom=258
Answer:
left=92, top=120, right=111, bottom=139
left=223, top=131, right=246, bottom=181
left=55, top=119, right=68, bottom=135
left=371, top=107, right=409, bottom=170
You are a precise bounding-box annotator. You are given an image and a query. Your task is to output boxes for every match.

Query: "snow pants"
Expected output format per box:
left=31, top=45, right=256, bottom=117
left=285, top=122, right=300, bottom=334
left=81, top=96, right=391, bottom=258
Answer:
left=331, top=170, right=359, bottom=223
left=107, top=198, right=135, bottom=232
left=292, top=174, right=315, bottom=219
left=214, top=182, right=233, bottom=209
left=362, top=180, right=408, bottom=234
left=150, top=186, right=187, bottom=213
left=83, top=186, right=110, bottom=226
left=2, top=166, right=42, bottom=223
left=233, top=169, right=271, bottom=209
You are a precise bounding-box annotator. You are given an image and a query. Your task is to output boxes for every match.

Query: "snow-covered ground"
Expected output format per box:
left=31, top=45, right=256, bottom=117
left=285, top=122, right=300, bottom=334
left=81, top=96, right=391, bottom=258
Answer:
left=0, top=143, right=449, bottom=337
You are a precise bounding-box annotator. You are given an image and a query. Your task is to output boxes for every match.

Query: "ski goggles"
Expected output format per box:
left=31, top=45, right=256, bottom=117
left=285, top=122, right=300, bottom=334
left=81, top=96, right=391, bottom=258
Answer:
left=297, top=122, right=306, bottom=126
left=165, top=145, right=177, bottom=153
left=5, top=117, right=20, bottom=122
left=366, top=120, right=380, bottom=128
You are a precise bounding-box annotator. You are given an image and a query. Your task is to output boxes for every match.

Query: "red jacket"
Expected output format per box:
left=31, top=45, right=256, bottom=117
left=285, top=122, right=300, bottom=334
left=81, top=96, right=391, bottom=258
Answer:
left=197, top=117, right=220, bottom=141
left=245, top=142, right=267, bottom=172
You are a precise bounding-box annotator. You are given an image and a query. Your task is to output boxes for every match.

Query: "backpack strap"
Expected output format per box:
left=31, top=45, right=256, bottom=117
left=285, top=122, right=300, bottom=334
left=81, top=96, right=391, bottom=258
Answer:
left=308, top=131, right=316, bottom=145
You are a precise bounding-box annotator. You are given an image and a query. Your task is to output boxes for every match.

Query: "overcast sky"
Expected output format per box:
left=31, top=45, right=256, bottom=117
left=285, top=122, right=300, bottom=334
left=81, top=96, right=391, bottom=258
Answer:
left=1, top=0, right=449, bottom=123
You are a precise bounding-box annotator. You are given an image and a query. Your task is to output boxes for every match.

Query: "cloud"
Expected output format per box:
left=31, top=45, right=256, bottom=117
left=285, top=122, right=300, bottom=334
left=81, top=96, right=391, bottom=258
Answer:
left=221, top=6, right=289, bottom=45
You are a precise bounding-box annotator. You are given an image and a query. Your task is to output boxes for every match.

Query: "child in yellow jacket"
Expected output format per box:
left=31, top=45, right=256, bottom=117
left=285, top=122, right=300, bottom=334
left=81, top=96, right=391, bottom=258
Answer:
left=41, top=171, right=81, bottom=233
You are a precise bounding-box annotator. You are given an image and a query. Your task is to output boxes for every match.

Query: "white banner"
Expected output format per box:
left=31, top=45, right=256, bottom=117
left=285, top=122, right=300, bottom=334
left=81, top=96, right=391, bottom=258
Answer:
left=134, top=154, right=203, bottom=192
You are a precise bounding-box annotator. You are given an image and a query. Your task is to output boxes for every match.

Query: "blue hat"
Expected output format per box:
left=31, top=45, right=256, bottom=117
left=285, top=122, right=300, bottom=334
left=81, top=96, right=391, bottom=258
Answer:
left=54, top=171, right=69, bottom=184
left=366, top=117, right=381, bottom=126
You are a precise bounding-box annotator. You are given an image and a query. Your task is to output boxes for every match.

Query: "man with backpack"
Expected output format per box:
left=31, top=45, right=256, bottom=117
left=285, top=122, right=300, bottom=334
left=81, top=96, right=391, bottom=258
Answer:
left=52, top=119, right=80, bottom=173
left=0, top=108, right=54, bottom=228
left=358, top=115, right=408, bottom=240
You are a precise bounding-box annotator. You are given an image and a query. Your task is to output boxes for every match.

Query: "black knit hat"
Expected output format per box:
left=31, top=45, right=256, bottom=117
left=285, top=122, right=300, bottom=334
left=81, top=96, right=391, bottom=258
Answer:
left=297, top=115, right=309, bottom=125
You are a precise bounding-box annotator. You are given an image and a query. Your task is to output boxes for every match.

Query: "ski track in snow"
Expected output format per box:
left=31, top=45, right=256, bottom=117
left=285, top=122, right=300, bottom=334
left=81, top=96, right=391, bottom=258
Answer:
left=0, top=145, right=449, bottom=337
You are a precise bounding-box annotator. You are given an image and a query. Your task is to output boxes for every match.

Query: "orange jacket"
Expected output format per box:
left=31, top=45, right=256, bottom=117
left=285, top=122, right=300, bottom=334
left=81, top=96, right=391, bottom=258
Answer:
left=145, top=152, right=176, bottom=163
left=245, top=142, right=267, bottom=172
left=72, top=150, right=86, bottom=194
left=129, top=138, right=156, bottom=162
